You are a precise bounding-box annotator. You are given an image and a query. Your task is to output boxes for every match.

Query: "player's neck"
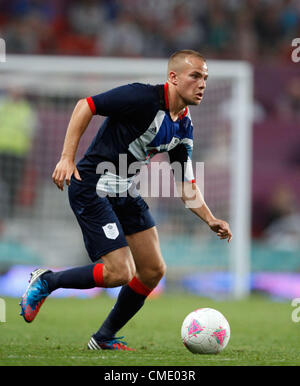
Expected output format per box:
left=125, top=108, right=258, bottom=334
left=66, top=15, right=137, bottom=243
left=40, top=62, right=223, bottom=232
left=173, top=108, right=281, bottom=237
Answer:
left=167, top=82, right=187, bottom=122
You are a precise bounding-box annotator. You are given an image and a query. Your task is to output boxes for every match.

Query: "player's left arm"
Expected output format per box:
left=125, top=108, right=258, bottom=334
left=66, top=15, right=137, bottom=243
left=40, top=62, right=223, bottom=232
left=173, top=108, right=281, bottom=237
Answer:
left=177, top=181, right=233, bottom=243
left=168, top=117, right=232, bottom=243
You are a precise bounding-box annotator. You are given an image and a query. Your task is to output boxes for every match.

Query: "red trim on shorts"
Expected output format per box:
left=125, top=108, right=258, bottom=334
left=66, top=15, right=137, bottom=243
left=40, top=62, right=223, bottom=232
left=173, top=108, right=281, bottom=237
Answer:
left=128, top=276, right=152, bottom=297
left=164, top=82, right=169, bottom=110
left=93, top=263, right=105, bottom=287
left=86, top=96, right=96, bottom=115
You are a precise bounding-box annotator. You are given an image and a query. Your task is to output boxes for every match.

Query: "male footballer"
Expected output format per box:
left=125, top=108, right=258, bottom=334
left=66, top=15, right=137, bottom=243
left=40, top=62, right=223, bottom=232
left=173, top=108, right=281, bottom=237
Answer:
left=20, top=50, right=232, bottom=351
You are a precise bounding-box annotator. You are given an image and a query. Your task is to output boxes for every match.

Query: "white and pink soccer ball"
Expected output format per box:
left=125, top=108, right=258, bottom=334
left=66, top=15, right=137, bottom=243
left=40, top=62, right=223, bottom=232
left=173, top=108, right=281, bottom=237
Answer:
left=181, top=308, right=230, bottom=354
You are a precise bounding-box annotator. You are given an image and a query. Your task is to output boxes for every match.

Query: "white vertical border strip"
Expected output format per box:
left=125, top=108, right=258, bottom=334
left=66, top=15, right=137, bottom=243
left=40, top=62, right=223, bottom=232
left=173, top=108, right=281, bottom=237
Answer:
left=0, top=38, right=6, bottom=62
left=230, top=64, right=253, bottom=299
left=0, top=297, right=6, bottom=323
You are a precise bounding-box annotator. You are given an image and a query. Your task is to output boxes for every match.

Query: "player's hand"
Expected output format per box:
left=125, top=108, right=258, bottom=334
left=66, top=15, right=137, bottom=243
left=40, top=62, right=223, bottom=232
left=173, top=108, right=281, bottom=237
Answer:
left=52, top=157, right=81, bottom=191
left=208, top=218, right=233, bottom=243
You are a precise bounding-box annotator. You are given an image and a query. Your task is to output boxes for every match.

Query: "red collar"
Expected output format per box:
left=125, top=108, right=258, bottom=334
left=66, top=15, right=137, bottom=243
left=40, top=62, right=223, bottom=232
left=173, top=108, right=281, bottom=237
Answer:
left=164, top=82, right=169, bottom=110
left=180, top=107, right=188, bottom=120
left=164, top=82, right=188, bottom=120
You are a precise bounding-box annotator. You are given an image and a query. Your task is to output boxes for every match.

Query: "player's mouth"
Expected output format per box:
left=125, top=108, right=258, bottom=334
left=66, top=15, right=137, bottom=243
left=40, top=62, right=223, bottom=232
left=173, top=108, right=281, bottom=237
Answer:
left=195, top=92, right=203, bottom=100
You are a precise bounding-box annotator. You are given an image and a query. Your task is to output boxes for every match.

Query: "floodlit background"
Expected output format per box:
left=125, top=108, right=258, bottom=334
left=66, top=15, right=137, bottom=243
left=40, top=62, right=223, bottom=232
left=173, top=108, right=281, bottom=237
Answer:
left=0, top=0, right=300, bottom=300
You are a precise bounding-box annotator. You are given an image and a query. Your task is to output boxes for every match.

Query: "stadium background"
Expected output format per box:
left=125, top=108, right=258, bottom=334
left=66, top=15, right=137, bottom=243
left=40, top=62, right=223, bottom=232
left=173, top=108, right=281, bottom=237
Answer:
left=0, top=0, right=299, bottom=301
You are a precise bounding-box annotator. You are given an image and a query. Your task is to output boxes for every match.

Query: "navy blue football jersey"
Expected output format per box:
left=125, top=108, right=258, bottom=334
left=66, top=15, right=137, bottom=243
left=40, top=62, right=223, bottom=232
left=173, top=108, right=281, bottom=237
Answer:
left=77, top=82, right=195, bottom=191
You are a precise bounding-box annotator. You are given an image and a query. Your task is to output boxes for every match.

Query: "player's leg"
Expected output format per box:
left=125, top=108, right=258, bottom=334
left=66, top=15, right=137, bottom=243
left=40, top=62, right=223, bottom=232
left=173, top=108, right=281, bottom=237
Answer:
left=127, top=226, right=166, bottom=290
left=91, top=226, right=166, bottom=345
left=20, top=187, right=134, bottom=323
left=43, top=246, right=136, bottom=292
left=90, top=196, right=165, bottom=346
left=43, top=183, right=136, bottom=291
left=20, top=247, right=135, bottom=323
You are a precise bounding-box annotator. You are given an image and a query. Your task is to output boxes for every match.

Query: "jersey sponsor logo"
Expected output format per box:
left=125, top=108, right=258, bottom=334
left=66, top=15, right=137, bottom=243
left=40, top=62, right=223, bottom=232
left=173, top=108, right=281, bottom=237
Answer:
left=148, top=126, right=157, bottom=134
left=167, top=136, right=180, bottom=151
left=102, top=223, right=119, bottom=240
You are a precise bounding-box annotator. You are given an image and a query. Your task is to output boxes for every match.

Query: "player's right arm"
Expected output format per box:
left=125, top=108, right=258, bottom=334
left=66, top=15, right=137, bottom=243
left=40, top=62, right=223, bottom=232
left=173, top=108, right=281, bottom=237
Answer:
left=52, top=98, right=92, bottom=190
left=53, top=83, right=156, bottom=190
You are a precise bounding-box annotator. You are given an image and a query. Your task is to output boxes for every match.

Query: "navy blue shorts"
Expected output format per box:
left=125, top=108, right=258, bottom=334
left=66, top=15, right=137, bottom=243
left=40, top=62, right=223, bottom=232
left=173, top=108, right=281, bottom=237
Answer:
left=68, top=176, right=155, bottom=262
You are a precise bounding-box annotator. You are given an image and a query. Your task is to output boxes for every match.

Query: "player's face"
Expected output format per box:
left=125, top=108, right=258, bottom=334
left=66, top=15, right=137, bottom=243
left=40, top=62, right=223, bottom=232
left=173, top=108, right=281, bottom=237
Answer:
left=176, top=57, right=208, bottom=106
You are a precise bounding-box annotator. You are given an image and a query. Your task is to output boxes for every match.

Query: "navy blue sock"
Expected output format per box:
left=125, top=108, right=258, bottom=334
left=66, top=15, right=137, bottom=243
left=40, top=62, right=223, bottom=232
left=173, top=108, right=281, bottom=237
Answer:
left=94, top=276, right=151, bottom=342
left=42, top=264, right=104, bottom=293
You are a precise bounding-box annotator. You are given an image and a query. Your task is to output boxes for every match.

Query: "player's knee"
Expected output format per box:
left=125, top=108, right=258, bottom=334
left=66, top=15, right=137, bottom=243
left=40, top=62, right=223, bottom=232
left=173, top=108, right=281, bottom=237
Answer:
left=155, top=260, right=166, bottom=281
left=142, top=260, right=166, bottom=288
left=102, top=247, right=136, bottom=286
left=113, top=260, right=136, bottom=286
left=122, top=265, right=136, bottom=285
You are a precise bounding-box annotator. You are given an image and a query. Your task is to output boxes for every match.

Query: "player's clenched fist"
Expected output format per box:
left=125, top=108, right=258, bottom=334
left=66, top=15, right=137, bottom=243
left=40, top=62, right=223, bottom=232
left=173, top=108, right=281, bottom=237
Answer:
left=52, top=157, right=81, bottom=191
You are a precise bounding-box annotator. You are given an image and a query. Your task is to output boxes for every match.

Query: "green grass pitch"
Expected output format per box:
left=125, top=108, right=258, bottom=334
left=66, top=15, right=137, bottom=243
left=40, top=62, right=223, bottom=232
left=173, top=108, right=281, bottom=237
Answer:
left=0, top=293, right=299, bottom=366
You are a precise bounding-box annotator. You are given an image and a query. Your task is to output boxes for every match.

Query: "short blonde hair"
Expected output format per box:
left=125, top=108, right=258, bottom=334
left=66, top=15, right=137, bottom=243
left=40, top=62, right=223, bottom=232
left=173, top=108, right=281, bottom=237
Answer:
left=167, top=50, right=206, bottom=76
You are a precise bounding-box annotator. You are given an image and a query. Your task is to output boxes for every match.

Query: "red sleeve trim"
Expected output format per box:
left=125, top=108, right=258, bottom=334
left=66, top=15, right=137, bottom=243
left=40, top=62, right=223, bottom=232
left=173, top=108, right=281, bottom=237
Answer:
left=86, top=96, right=96, bottom=115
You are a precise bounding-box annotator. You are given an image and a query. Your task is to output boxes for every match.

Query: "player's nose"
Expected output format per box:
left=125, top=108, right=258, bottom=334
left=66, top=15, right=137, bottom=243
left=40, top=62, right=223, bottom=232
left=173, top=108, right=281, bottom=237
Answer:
left=200, top=79, right=206, bottom=89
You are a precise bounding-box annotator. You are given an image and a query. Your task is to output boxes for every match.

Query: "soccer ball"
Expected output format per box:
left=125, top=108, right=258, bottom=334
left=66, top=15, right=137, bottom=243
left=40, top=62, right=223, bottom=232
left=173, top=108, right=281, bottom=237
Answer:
left=181, top=308, right=230, bottom=354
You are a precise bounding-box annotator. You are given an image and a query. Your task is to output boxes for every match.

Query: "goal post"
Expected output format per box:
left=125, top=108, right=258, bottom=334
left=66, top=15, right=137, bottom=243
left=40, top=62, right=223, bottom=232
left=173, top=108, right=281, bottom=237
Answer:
left=230, top=65, right=253, bottom=299
left=0, top=55, right=253, bottom=299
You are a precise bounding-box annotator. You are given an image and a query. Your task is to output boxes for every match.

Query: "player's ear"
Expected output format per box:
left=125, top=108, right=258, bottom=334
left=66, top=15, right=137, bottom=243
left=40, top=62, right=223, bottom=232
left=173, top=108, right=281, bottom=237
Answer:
left=168, top=70, right=178, bottom=85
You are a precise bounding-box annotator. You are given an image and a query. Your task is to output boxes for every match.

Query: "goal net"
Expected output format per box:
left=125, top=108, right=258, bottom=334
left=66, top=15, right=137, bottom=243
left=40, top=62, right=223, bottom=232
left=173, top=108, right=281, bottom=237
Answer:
left=0, top=55, right=253, bottom=298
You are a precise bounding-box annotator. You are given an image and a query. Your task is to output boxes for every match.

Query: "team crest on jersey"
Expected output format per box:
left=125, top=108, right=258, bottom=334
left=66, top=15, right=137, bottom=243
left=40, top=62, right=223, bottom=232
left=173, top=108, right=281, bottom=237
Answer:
left=102, top=223, right=119, bottom=240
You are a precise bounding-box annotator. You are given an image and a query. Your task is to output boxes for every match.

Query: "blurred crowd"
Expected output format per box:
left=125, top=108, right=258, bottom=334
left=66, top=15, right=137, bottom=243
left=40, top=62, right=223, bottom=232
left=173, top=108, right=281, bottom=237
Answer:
left=0, top=0, right=299, bottom=62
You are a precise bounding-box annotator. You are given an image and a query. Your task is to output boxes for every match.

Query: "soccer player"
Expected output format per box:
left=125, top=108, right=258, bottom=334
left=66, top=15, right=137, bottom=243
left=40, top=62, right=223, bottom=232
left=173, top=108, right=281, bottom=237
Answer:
left=20, top=50, right=232, bottom=351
